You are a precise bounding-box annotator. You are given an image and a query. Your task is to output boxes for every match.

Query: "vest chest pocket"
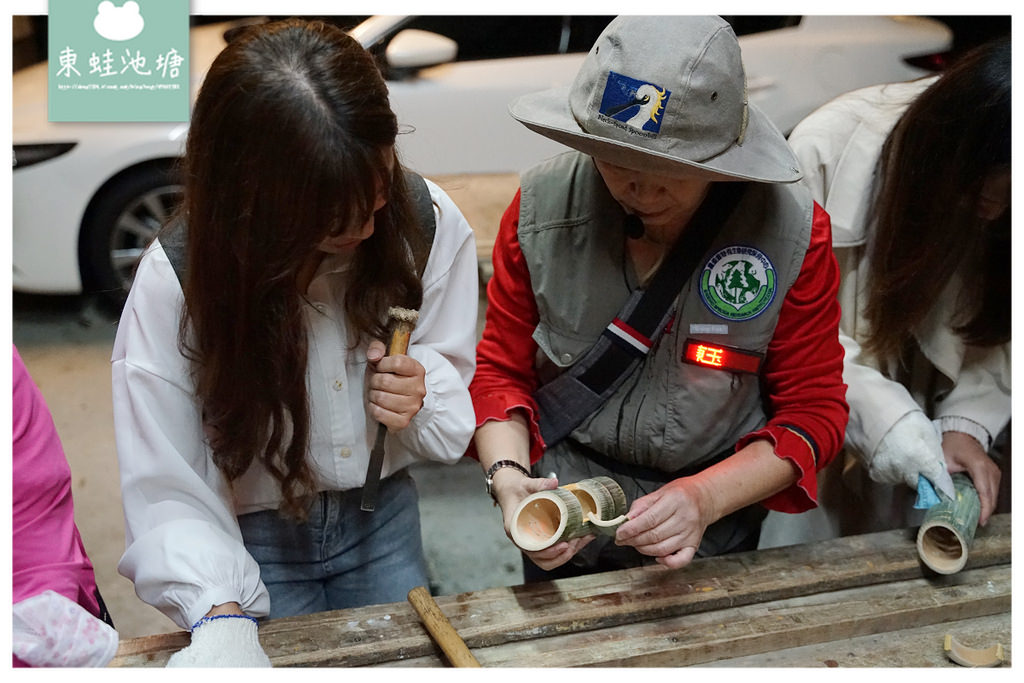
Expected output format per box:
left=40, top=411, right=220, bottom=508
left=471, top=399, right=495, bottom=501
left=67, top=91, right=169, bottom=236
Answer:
left=532, top=321, right=601, bottom=386
left=636, top=326, right=767, bottom=465
left=680, top=338, right=764, bottom=374
left=662, top=356, right=765, bottom=464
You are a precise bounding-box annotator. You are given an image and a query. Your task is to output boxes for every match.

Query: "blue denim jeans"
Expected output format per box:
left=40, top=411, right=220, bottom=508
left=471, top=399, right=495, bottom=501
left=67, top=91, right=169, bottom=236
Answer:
left=237, top=469, right=428, bottom=619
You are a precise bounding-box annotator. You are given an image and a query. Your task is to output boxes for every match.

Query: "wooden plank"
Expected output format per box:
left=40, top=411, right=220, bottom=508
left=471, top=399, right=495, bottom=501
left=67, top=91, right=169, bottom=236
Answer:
left=379, top=564, right=1009, bottom=667
left=112, top=630, right=190, bottom=666
left=109, top=514, right=1010, bottom=667
left=705, top=612, right=1011, bottom=668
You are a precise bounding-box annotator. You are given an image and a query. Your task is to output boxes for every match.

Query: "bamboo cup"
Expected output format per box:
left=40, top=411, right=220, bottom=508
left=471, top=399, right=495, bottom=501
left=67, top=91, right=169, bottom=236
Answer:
left=510, top=476, right=629, bottom=551
left=916, top=473, right=982, bottom=575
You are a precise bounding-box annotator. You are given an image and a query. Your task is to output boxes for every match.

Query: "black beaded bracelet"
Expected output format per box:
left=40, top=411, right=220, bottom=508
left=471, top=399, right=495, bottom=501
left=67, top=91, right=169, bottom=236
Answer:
left=484, top=460, right=531, bottom=499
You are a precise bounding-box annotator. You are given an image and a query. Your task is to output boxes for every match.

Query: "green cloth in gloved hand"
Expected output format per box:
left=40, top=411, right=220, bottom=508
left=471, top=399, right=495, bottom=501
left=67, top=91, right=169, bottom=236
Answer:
left=913, top=474, right=943, bottom=510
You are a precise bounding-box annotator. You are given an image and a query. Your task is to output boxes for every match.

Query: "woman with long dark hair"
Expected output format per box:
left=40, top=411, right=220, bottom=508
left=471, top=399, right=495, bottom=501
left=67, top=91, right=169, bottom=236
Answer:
left=771, top=37, right=1010, bottom=544
left=111, top=19, right=478, bottom=666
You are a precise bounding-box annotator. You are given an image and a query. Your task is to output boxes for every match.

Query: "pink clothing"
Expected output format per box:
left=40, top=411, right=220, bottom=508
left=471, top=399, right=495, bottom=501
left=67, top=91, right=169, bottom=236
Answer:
left=12, top=345, right=101, bottom=666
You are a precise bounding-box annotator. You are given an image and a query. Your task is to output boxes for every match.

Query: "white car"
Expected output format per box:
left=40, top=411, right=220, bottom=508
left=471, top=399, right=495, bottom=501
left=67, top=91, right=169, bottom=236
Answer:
left=13, top=15, right=953, bottom=302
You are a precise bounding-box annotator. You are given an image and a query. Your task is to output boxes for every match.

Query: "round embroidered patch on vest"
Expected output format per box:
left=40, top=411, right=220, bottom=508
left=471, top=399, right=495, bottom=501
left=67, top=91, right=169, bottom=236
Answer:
left=699, top=246, right=777, bottom=321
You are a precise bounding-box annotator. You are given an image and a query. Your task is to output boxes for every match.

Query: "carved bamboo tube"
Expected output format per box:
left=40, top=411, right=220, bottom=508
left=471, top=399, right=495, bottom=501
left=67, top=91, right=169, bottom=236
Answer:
left=916, top=473, right=981, bottom=575
left=510, top=476, right=629, bottom=552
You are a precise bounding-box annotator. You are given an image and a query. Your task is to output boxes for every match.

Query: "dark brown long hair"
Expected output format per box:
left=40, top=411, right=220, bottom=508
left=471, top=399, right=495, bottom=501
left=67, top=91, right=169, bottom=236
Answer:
left=863, top=37, right=1010, bottom=364
left=177, top=19, right=425, bottom=519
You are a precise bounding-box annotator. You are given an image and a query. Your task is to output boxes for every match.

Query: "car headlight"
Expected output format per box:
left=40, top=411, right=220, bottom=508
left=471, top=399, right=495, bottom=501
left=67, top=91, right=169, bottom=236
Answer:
left=13, top=142, right=77, bottom=169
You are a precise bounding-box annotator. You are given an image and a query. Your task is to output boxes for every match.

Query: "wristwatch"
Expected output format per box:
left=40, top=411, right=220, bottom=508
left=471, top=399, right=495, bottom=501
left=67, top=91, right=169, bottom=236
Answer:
left=485, top=460, right=531, bottom=500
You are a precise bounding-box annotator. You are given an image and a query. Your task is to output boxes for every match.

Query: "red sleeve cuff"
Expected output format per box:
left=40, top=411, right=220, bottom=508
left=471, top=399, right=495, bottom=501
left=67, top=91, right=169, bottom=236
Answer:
left=737, top=425, right=818, bottom=513
left=467, top=392, right=546, bottom=464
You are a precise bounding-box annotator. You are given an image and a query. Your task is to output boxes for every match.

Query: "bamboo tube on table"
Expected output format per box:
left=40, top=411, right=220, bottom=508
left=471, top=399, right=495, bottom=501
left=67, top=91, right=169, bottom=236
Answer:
left=917, top=473, right=982, bottom=575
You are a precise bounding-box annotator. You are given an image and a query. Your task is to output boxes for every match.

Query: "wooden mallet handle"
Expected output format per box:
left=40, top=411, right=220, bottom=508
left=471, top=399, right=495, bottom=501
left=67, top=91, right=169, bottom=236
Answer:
left=407, top=586, right=480, bottom=667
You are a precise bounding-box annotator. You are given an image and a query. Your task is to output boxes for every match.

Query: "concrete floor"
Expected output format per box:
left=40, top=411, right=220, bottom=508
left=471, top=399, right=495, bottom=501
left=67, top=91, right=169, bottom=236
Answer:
left=11, top=173, right=524, bottom=640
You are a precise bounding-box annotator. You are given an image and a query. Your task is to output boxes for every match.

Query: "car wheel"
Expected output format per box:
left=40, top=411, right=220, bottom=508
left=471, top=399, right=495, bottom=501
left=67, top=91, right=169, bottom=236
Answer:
left=80, top=162, right=182, bottom=307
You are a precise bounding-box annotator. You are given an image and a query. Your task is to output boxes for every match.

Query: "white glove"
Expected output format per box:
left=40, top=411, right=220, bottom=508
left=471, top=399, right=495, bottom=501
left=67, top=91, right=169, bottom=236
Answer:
left=12, top=590, right=119, bottom=667
left=166, top=615, right=272, bottom=667
left=870, top=411, right=955, bottom=497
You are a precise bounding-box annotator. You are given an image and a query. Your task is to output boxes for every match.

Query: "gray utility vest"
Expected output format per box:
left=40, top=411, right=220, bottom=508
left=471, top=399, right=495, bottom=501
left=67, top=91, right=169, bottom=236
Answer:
left=519, top=151, right=813, bottom=475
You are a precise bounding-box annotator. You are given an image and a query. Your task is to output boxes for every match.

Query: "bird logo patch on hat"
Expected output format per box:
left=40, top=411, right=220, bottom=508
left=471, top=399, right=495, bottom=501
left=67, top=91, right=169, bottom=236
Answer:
left=597, top=71, right=670, bottom=137
left=699, top=246, right=777, bottom=321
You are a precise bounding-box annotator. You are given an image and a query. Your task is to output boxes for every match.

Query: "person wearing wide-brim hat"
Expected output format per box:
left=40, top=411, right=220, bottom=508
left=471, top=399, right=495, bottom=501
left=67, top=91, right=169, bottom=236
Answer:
left=469, top=15, right=849, bottom=580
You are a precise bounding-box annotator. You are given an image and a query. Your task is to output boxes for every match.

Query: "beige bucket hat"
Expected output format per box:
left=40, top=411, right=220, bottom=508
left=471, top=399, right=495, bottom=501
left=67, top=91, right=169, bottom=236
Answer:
left=509, top=15, right=802, bottom=183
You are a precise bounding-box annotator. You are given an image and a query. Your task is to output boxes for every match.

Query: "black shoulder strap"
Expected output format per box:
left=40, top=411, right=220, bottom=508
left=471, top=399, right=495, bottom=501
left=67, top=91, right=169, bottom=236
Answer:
left=160, top=217, right=188, bottom=287
left=535, top=182, right=746, bottom=447
left=161, top=171, right=437, bottom=288
left=404, top=170, right=436, bottom=277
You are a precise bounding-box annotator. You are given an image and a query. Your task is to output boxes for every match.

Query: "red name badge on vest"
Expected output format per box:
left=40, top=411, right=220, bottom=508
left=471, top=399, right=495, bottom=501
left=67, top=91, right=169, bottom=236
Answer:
left=682, top=338, right=763, bottom=374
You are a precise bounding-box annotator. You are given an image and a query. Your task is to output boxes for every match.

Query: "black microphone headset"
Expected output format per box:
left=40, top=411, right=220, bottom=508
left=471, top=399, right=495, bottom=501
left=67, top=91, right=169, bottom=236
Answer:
left=623, top=214, right=645, bottom=239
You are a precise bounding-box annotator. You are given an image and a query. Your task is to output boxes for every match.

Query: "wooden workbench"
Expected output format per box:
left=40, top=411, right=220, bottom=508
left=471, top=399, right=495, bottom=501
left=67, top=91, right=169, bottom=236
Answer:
left=111, top=514, right=1011, bottom=667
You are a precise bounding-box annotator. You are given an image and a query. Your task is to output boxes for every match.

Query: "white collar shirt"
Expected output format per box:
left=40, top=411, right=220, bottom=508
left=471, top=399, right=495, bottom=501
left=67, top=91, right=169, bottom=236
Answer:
left=111, top=179, right=478, bottom=628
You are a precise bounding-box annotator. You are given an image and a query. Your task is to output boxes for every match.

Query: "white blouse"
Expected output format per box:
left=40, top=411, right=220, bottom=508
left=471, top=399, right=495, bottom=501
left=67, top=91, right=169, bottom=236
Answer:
left=111, top=179, right=479, bottom=629
left=788, top=77, right=1010, bottom=460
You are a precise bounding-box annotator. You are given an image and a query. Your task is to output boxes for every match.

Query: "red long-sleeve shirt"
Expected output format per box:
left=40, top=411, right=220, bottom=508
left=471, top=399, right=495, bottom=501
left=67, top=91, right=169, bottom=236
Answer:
left=470, top=190, right=848, bottom=513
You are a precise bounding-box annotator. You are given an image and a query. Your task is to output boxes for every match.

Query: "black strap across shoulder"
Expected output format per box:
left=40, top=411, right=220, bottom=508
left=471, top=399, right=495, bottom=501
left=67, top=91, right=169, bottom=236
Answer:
left=404, top=171, right=436, bottom=277
left=159, top=215, right=188, bottom=286
left=535, top=182, right=746, bottom=447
